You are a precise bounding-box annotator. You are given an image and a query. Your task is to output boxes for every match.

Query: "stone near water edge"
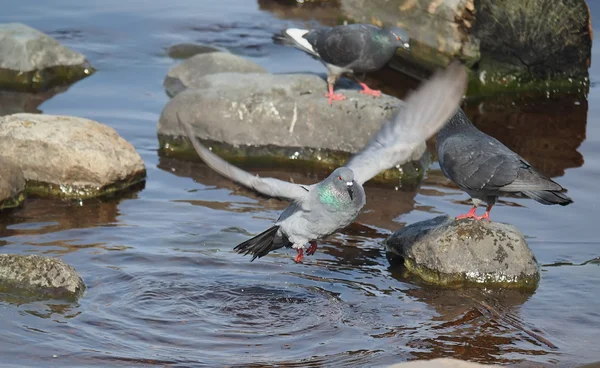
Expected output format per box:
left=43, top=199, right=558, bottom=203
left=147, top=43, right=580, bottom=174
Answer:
left=164, top=52, right=267, bottom=97
left=0, top=113, right=146, bottom=199
left=336, top=0, right=591, bottom=97
left=0, top=156, right=26, bottom=210
left=167, top=43, right=226, bottom=59
left=385, top=215, right=540, bottom=289
left=158, top=72, right=428, bottom=186
left=0, top=254, right=85, bottom=301
left=0, top=23, right=95, bottom=92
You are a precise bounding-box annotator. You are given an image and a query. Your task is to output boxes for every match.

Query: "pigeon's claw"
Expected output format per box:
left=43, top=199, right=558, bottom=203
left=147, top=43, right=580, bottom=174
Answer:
left=325, top=84, right=346, bottom=105
left=307, top=241, right=318, bottom=256
left=456, top=207, right=478, bottom=220
left=294, top=248, right=305, bottom=263
left=358, top=82, right=381, bottom=97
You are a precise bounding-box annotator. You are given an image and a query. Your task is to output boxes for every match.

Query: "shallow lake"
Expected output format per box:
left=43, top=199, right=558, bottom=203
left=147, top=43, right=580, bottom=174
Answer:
left=0, top=1, right=598, bottom=366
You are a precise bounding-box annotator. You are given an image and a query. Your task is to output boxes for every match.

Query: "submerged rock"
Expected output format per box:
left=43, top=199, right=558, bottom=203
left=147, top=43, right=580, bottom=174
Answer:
left=164, top=52, right=267, bottom=97
left=159, top=72, right=428, bottom=185
left=0, top=157, right=25, bottom=210
left=0, top=113, right=146, bottom=199
left=386, top=216, right=540, bottom=289
left=0, top=23, right=94, bottom=92
left=388, top=358, right=498, bottom=368
left=167, top=43, right=225, bottom=59
left=0, top=254, right=85, bottom=301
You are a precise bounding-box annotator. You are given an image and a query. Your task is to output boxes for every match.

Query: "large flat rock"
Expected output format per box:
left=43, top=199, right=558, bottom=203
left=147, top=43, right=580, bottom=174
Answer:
left=0, top=113, right=146, bottom=199
left=164, top=52, right=267, bottom=97
left=0, top=254, right=85, bottom=301
left=386, top=216, right=540, bottom=289
left=0, top=23, right=94, bottom=92
left=158, top=72, right=428, bottom=185
left=0, top=157, right=25, bottom=210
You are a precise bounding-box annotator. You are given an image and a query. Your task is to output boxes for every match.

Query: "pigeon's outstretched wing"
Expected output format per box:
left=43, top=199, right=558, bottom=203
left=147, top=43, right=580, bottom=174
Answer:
left=346, top=61, right=468, bottom=185
left=178, top=115, right=310, bottom=201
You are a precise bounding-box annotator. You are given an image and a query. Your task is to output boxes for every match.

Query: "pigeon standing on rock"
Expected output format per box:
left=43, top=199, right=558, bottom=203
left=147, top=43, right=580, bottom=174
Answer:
left=273, top=24, right=410, bottom=104
left=178, top=62, right=467, bottom=263
left=436, top=108, right=573, bottom=221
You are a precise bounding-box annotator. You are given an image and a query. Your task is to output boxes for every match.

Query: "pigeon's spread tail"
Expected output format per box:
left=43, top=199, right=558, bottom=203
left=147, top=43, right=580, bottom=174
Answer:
left=522, top=190, right=573, bottom=206
left=234, top=226, right=280, bottom=261
left=273, top=28, right=318, bottom=57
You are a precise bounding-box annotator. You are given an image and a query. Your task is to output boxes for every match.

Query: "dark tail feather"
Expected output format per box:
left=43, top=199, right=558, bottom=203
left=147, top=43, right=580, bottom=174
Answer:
left=234, top=226, right=280, bottom=261
left=523, top=190, right=573, bottom=206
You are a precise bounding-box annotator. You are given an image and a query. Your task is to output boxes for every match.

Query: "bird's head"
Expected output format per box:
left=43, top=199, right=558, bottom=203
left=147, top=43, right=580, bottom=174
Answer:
left=330, top=167, right=357, bottom=201
left=389, top=27, right=410, bottom=51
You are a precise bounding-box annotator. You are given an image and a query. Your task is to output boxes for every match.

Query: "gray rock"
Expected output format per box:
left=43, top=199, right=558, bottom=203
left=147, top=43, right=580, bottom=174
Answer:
left=0, top=157, right=25, bottom=210
left=0, top=23, right=94, bottom=92
left=0, top=254, right=85, bottom=301
left=167, top=43, right=226, bottom=59
left=0, top=113, right=146, bottom=199
left=164, top=52, right=267, bottom=97
left=158, top=72, right=428, bottom=184
left=386, top=216, right=540, bottom=289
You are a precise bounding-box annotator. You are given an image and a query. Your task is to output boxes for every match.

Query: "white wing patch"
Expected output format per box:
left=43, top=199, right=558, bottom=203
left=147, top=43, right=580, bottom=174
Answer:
left=285, top=28, right=315, bottom=54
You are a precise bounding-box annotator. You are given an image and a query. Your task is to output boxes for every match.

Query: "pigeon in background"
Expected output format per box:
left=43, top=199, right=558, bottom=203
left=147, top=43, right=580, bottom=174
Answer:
left=273, top=24, right=410, bottom=104
left=436, top=108, right=573, bottom=221
left=178, top=62, right=467, bottom=263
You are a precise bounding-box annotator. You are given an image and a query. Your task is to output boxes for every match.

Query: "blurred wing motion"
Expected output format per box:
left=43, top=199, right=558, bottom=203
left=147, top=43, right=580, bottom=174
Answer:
left=178, top=114, right=310, bottom=201
left=346, top=61, right=468, bottom=185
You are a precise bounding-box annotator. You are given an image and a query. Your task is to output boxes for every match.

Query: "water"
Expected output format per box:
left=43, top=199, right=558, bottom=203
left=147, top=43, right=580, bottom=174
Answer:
left=0, top=1, right=599, bottom=366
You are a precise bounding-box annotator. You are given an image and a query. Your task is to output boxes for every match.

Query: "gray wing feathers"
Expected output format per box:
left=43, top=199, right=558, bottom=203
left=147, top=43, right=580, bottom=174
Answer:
left=178, top=115, right=309, bottom=201
left=346, top=62, right=468, bottom=185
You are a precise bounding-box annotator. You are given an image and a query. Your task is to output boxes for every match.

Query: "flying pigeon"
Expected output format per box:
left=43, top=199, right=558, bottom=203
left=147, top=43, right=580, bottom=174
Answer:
left=436, top=108, right=573, bottom=221
left=273, top=24, right=410, bottom=104
left=178, top=62, right=467, bottom=262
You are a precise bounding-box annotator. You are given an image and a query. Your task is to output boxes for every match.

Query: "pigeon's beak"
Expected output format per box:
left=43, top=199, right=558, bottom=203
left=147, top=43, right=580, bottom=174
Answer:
left=346, top=182, right=354, bottom=200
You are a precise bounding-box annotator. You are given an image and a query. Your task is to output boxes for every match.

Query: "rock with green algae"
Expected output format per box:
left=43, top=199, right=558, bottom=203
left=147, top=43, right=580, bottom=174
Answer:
left=166, top=43, right=226, bottom=59
left=0, top=254, right=85, bottom=301
left=158, top=72, right=429, bottom=186
left=0, top=113, right=146, bottom=199
left=0, top=23, right=95, bottom=92
left=0, top=157, right=25, bottom=210
left=336, top=0, right=591, bottom=97
left=386, top=216, right=540, bottom=289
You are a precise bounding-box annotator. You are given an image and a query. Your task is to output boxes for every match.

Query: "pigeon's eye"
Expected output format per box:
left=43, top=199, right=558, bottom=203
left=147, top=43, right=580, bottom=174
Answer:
left=337, top=176, right=342, bottom=181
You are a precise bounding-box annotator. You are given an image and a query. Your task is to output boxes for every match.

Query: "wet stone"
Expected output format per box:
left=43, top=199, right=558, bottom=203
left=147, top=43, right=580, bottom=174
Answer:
left=0, top=23, right=94, bottom=92
left=158, top=72, right=427, bottom=185
left=167, top=43, right=226, bottom=59
left=0, top=113, right=146, bottom=199
left=164, top=52, right=267, bottom=97
left=386, top=215, right=540, bottom=289
left=0, top=156, right=25, bottom=210
left=0, top=254, right=85, bottom=301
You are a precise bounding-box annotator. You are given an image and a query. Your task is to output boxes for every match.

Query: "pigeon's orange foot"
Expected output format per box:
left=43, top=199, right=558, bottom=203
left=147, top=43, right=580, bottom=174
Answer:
left=324, top=92, right=346, bottom=104
left=359, top=83, right=381, bottom=97
left=456, top=207, right=491, bottom=222
left=307, top=241, right=318, bottom=256
left=294, top=248, right=305, bottom=263
left=456, top=207, right=478, bottom=220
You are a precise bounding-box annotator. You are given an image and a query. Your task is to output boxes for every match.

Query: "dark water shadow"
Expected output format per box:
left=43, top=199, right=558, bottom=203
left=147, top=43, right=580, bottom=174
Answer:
left=257, top=0, right=342, bottom=26
left=462, top=95, right=587, bottom=178
left=0, top=86, right=69, bottom=116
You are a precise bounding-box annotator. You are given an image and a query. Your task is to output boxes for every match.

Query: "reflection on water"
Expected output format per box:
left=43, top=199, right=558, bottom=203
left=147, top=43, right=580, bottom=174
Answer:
left=463, top=96, right=587, bottom=178
left=0, top=0, right=598, bottom=367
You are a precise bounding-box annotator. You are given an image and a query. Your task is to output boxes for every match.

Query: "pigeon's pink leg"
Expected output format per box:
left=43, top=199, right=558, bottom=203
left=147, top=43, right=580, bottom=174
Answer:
left=307, top=241, right=318, bottom=256
left=294, top=248, right=305, bottom=263
left=456, top=207, right=478, bottom=220
left=478, top=204, right=493, bottom=222
left=358, top=82, right=381, bottom=97
left=324, top=83, right=346, bottom=105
